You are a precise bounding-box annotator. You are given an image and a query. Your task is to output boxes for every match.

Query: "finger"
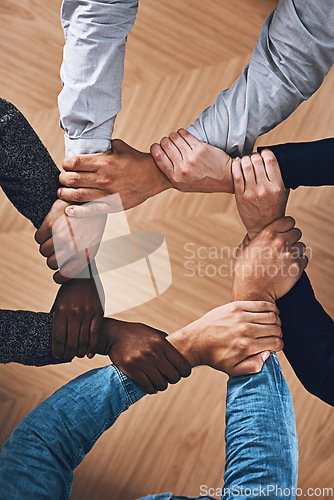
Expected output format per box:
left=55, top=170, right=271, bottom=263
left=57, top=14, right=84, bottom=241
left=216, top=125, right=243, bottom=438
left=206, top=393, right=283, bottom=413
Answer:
left=157, top=354, right=182, bottom=384
left=290, top=242, right=306, bottom=259
left=47, top=253, right=59, bottom=271
left=245, top=311, right=281, bottom=326
left=77, top=318, right=91, bottom=358
left=120, top=367, right=157, bottom=394
left=53, top=271, right=72, bottom=284
left=39, top=238, right=55, bottom=258
left=169, top=132, right=192, bottom=158
left=145, top=366, right=169, bottom=392
left=135, top=370, right=157, bottom=395
left=177, top=128, right=202, bottom=149
left=65, top=201, right=117, bottom=218
left=150, top=143, right=174, bottom=177
left=251, top=324, right=283, bottom=339
left=254, top=336, right=284, bottom=352
left=59, top=171, right=102, bottom=189
left=284, top=227, right=302, bottom=245
left=267, top=216, right=295, bottom=234
left=289, top=255, right=309, bottom=278
left=87, top=314, right=103, bottom=357
left=164, top=341, right=192, bottom=378
left=52, top=311, right=67, bottom=358
left=160, top=136, right=183, bottom=163
left=260, top=149, right=284, bottom=185
left=35, top=222, right=52, bottom=245
left=241, top=156, right=256, bottom=189
left=250, top=153, right=268, bottom=184
left=62, top=154, right=101, bottom=173
left=63, top=314, right=80, bottom=361
left=231, top=351, right=270, bottom=376
left=231, top=157, right=245, bottom=195
left=235, top=301, right=279, bottom=314
left=58, top=187, right=103, bottom=204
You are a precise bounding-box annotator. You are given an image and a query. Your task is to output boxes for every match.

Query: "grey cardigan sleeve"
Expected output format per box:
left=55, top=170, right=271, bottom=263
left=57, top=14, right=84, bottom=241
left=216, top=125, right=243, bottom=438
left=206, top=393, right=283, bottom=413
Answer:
left=0, top=98, right=61, bottom=229
left=187, top=0, right=334, bottom=156
left=0, top=99, right=67, bottom=366
left=0, top=310, right=66, bottom=366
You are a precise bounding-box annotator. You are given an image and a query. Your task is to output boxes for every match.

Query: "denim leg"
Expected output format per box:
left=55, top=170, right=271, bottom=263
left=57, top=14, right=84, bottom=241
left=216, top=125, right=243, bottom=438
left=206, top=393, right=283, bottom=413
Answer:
left=222, top=353, right=298, bottom=500
left=0, top=365, right=146, bottom=500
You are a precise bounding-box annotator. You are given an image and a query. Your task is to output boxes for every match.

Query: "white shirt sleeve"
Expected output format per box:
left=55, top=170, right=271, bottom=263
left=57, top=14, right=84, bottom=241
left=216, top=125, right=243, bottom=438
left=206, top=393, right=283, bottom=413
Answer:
left=187, top=0, right=334, bottom=156
left=58, top=0, right=139, bottom=157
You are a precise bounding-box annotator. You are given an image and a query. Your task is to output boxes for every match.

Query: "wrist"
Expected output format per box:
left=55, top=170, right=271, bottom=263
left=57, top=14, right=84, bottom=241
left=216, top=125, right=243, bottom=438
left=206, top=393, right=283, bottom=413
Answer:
left=97, top=317, right=115, bottom=356
left=168, top=325, right=200, bottom=368
left=232, top=285, right=275, bottom=304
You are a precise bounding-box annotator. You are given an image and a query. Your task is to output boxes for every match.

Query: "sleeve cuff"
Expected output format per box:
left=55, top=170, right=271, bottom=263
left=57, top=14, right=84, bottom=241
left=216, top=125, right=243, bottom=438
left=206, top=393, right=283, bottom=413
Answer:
left=65, top=137, right=112, bottom=157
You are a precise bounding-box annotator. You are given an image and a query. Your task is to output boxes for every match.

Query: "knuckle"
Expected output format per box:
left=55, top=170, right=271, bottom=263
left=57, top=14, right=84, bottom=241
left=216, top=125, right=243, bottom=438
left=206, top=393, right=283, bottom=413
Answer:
left=160, top=137, right=169, bottom=148
left=74, top=190, right=85, bottom=201
left=169, top=132, right=178, bottom=141
left=72, top=156, right=81, bottom=169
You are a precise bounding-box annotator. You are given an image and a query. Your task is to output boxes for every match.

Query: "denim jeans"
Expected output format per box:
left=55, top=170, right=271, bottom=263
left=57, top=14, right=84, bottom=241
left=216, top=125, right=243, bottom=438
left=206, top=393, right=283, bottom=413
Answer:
left=0, top=354, right=298, bottom=499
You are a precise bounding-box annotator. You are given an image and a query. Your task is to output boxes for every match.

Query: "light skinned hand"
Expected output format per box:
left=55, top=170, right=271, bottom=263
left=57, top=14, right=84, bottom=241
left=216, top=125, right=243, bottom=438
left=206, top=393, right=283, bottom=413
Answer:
left=232, top=216, right=308, bottom=303
left=58, top=139, right=172, bottom=215
left=150, top=128, right=234, bottom=193
left=168, top=300, right=283, bottom=376
left=232, top=149, right=289, bottom=239
left=35, top=199, right=106, bottom=283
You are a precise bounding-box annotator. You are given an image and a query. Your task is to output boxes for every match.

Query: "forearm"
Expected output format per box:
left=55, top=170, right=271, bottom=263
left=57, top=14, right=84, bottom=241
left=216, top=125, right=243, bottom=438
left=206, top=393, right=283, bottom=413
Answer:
left=59, top=0, right=139, bottom=156
left=0, top=310, right=66, bottom=366
left=277, top=272, right=334, bottom=406
left=0, top=99, right=61, bottom=228
left=258, top=138, right=334, bottom=189
left=187, top=0, right=334, bottom=156
left=0, top=365, right=145, bottom=499
left=223, top=354, right=298, bottom=499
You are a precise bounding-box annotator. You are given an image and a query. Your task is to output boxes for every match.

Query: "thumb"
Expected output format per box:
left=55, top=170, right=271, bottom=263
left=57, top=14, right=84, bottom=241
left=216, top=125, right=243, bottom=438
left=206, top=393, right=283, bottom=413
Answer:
left=230, top=351, right=270, bottom=377
left=65, top=201, right=117, bottom=218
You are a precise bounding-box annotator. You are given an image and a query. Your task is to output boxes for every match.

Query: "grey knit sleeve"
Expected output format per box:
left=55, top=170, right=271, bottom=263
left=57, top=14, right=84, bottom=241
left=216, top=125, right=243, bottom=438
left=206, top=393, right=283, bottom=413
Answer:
left=0, top=310, right=66, bottom=366
left=0, top=98, right=61, bottom=229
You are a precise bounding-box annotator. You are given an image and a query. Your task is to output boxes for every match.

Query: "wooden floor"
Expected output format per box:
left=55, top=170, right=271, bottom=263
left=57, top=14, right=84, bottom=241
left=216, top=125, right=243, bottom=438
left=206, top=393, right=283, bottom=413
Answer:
left=0, top=0, right=334, bottom=498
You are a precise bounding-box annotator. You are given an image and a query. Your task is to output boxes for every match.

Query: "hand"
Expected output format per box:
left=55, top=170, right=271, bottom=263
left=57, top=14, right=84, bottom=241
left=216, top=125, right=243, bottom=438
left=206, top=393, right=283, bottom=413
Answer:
left=168, top=301, right=283, bottom=376
left=97, top=319, right=191, bottom=394
left=232, top=150, right=289, bottom=239
left=51, top=274, right=104, bottom=361
left=232, top=217, right=308, bottom=303
left=58, top=139, right=172, bottom=215
left=35, top=199, right=106, bottom=283
left=150, top=128, right=234, bottom=193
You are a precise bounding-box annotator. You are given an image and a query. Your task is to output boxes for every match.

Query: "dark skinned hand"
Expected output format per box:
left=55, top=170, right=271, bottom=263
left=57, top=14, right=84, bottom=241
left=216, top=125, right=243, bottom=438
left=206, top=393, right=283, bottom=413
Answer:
left=97, top=318, right=191, bottom=394
left=51, top=274, right=104, bottom=361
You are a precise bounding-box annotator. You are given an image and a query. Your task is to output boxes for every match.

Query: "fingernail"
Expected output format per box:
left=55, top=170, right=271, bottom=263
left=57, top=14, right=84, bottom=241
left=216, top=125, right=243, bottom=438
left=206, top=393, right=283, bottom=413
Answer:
left=66, top=208, right=74, bottom=216
left=57, top=188, right=62, bottom=197
left=262, top=351, right=270, bottom=362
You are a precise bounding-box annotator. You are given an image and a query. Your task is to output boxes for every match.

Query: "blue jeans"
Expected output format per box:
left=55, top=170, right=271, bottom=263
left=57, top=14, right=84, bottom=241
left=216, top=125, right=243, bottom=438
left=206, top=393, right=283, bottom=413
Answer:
left=0, top=354, right=298, bottom=499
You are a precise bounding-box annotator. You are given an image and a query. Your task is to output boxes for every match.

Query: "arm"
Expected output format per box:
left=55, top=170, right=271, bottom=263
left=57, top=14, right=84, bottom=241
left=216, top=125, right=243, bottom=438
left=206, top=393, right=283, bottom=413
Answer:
left=277, top=272, right=334, bottom=407
left=258, top=137, right=334, bottom=189
left=58, top=0, right=334, bottom=207
left=0, top=98, right=60, bottom=228
left=0, top=310, right=66, bottom=366
left=0, top=302, right=283, bottom=498
left=223, top=353, right=298, bottom=499
left=0, top=364, right=145, bottom=499
left=232, top=154, right=334, bottom=406
left=187, top=0, right=334, bottom=155
left=59, top=0, right=139, bottom=157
